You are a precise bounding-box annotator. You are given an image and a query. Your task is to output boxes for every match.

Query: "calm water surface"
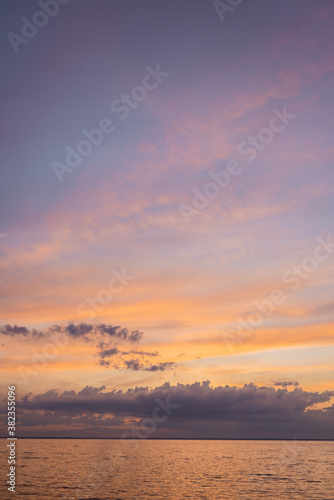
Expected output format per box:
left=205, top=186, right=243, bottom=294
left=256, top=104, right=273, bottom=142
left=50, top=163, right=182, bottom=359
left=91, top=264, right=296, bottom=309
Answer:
left=1, top=439, right=334, bottom=499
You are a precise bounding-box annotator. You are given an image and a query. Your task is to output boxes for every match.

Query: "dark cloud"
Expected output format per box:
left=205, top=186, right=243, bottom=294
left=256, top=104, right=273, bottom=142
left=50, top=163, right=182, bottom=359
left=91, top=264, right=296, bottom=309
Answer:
left=1, top=323, right=153, bottom=370
left=99, top=347, right=120, bottom=358
left=97, top=325, right=143, bottom=343
left=273, top=381, right=300, bottom=387
left=3, top=382, right=333, bottom=439
left=145, top=362, right=175, bottom=371
left=97, top=349, right=163, bottom=369
left=98, top=359, right=111, bottom=367
left=10, top=409, right=125, bottom=430
left=0, top=324, right=31, bottom=336
left=129, top=350, right=158, bottom=357
left=17, top=381, right=332, bottom=420
left=96, top=345, right=164, bottom=370
left=124, top=359, right=142, bottom=371
left=98, top=348, right=158, bottom=359
left=0, top=322, right=144, bottom=343
left=117, top=359, right=175, bottom=372
left=65, top=323, right=94, bottom=338
left=97, top=325, right=125, bottom=337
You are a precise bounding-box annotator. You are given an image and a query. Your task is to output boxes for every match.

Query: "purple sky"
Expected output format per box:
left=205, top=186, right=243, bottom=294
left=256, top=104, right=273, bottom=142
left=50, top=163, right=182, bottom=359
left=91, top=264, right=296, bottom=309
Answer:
left=0, top=0, right=334, bottom=438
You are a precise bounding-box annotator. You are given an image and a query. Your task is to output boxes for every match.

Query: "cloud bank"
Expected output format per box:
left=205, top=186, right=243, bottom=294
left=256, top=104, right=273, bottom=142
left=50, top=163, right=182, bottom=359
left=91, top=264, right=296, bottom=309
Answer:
left=3, top=381, right=333, bottom=439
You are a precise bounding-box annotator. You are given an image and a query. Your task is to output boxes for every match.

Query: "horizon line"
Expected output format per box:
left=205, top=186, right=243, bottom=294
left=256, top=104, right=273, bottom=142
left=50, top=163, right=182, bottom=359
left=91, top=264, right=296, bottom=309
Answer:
left=2, top=437, right=333, bottom=441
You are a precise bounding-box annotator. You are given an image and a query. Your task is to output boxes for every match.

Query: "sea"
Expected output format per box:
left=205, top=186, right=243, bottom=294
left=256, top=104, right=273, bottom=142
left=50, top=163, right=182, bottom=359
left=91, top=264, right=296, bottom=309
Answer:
left=1, top=439, right=334, bottom=499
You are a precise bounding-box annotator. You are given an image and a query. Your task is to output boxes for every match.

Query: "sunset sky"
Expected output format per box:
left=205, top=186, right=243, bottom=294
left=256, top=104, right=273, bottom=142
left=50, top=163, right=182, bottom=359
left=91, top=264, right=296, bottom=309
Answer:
left=0, top=0, right=334, bottom=438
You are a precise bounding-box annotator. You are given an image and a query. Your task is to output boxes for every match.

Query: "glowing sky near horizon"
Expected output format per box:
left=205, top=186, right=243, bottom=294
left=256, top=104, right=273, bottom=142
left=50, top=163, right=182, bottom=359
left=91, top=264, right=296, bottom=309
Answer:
left=0, top=0, right=334, bottom=434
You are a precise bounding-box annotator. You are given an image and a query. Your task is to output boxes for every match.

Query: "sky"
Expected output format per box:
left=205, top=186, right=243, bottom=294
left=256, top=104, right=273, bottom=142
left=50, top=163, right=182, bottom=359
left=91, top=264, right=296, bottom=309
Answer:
left=0, top=0, right=334, bottom=439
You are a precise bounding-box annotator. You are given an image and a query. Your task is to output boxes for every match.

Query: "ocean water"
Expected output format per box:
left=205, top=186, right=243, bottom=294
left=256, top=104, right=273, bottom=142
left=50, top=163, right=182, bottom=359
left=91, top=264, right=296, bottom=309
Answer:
left=1, top=439, right=334, bottom=499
